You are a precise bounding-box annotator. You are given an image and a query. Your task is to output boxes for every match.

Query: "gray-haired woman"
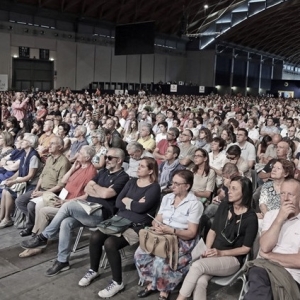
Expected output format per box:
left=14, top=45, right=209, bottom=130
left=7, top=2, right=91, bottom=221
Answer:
left=91, top=129, right=108, bottom=170
left=0, top=133, right=41, bottom=228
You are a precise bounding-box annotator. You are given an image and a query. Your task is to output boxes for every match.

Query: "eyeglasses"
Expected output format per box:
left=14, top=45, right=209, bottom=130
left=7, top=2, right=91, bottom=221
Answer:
left=104, top=155, right=118, bottom=161
left=171, top=181, right=187, bottom=187
left=226, top=155, right=237, bottom=160
left=221, top=214, right=243, bottom=244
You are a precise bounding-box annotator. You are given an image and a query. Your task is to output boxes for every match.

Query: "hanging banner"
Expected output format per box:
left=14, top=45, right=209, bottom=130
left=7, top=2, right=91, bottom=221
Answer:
left=170, top=84, right=177, bottom=92
left=199, top=86, right=205, bottom=93
left=0, top=74, right=8, bottom=91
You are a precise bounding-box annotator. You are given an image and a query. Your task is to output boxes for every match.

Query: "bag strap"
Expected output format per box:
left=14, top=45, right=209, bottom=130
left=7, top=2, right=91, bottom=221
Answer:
left=172, top=235, right=178, bottom=270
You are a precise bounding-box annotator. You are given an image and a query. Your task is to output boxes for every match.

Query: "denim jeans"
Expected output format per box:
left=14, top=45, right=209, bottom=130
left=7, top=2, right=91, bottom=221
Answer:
left=42, top=201, right=103, bottom=263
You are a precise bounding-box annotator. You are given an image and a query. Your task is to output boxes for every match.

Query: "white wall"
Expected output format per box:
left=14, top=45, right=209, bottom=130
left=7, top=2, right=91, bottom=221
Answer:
left=0, top=31, right=218, bottom=90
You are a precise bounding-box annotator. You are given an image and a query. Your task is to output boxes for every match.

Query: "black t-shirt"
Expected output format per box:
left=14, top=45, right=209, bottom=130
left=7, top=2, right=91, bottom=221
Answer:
left=87, top=168, right=129, bottom=219
left=211, top=201, right=258, bottom=265
left=116, top=178, right=161, bottom=225
left=49, top=110, right=62, bottom=116
left=262, top=158, right=277, bottom=174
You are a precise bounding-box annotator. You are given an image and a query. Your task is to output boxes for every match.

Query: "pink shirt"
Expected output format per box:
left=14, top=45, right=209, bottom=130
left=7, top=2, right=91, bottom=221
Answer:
left=11, top=100, right=27, bottom=121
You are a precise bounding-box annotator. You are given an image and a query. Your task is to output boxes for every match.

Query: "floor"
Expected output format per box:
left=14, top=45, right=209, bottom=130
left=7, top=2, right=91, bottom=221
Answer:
left=0, top=226, right=242, bottom=300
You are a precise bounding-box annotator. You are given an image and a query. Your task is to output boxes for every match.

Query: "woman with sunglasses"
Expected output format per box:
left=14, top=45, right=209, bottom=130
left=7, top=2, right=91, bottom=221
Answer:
left=78, top=157, right=160, bottom=298
left=135, top=170, right=203, bottom=300
left=176, top=176, right=258, bottom=300
left=192, top=148, right=216, bottom=204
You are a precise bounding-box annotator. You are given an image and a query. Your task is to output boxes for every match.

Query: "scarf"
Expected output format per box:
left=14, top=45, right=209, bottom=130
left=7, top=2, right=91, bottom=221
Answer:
left=159, top=159, right=180, bottom=189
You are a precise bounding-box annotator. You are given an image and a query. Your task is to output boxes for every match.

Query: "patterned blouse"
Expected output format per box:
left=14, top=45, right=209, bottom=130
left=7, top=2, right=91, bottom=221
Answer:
left=259, top=181, right=281, bottom=211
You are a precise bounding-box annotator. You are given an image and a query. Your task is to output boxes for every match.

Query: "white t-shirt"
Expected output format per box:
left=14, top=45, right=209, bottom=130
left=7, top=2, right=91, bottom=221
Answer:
left=262, top=210, right=300, bottom=284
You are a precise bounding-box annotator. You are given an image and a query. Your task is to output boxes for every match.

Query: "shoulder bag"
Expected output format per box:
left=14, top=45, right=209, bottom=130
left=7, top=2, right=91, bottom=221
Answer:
left=139, top=228, right=179, bottom=270
left=97, top=215, right=133, bottom=235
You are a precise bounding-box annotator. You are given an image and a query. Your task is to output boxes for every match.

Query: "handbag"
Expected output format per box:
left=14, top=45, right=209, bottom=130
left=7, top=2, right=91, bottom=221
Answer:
left=9, top=180, right=27, bottom=197
left=139, top=228, right=179, bottom=270
left=97, top=215, right=133, bottom=235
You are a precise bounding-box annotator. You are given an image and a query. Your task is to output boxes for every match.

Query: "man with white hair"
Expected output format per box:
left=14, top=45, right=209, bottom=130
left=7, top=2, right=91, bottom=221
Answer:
left=126, top=142, right=153, bottom=178
left=16, top=136, right=71, bottom=237
left=137, top=124, right=156, bottom=153
left=19, top=145, right=97, bottom=257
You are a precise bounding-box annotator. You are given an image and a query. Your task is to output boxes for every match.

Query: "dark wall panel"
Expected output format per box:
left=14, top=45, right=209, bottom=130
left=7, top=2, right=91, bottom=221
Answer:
left=232, top=59, right=246, bottom=87
left=248, top=61, right=260, bottom=88
left=215, top=55, right=231, bottom=86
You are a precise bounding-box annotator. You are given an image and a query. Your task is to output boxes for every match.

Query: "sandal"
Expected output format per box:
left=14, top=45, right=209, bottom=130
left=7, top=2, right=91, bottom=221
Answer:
left=137, top=286, right=154, bottom=298
left=158, top=292, right=170, bottom=300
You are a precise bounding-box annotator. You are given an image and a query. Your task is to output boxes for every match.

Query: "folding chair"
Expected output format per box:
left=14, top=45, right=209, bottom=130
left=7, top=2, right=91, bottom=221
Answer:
left=72, top=226, right=98, bottom=253
left=72, top=226, right=84, bottom=253
left=100, top=247, right=127, bottom=269
left=210, top=232, right=260, bottom=300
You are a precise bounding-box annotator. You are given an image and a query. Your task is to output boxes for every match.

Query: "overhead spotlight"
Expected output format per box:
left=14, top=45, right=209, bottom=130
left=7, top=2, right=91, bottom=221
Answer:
left=204, top=4, right=208, bottom=9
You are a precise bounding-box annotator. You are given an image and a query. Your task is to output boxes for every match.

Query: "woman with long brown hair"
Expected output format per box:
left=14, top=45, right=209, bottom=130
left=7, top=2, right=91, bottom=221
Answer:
left=78, top=157, right=161, bottom=298
left=192, top=148, right=216, bottom=204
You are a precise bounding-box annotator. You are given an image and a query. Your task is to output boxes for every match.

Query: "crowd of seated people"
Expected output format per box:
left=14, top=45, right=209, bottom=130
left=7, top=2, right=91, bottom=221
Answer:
left=0, top=90, right=300, bottom=298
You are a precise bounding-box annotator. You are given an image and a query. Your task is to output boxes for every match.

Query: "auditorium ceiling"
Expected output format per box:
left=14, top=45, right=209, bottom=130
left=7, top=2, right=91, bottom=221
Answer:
left=3, top=0, right=300, bottom=64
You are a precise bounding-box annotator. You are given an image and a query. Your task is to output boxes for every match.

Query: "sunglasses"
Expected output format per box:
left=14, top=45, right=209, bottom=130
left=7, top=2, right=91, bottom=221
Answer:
left=221, top=214, right=243, bottom=244
left=104, top=155, right=118, bottom=161
left=226, top=155, right=237, bottom=160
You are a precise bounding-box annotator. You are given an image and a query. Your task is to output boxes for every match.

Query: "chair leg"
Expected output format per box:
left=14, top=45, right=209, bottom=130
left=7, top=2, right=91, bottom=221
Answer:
left=101, top=248, right=127, bottom=269
left=238, top=275, right=248, bottom=300
left=72, top=227, right=84, bottom=253
left=100, top=247, right=107, bottom=268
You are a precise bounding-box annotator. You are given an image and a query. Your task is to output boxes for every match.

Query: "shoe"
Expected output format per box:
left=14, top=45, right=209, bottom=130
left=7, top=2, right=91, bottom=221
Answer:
left=78, top=269, right=100, bottom=287
left=98, top=280, right=124, bottom=298
left=137, top=287, right=154, bottom=298
left=0, top=219, right=13, bottom=229
left=19, top=228, right=32, bottom=237
left=21, top=234, right=48, bottom=249
left=45, top=260, right=70, bottom=277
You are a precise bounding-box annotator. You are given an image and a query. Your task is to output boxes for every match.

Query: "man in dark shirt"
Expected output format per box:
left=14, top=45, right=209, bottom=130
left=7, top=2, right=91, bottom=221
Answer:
left=21, top=148, right=129, bottom=277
